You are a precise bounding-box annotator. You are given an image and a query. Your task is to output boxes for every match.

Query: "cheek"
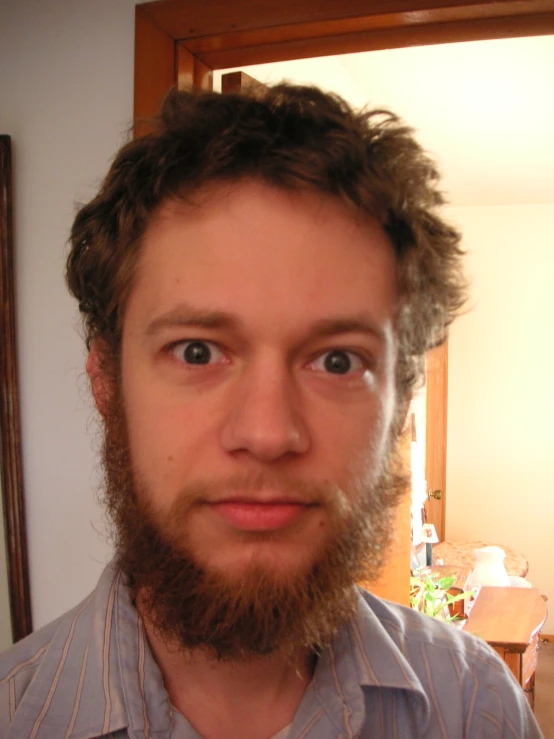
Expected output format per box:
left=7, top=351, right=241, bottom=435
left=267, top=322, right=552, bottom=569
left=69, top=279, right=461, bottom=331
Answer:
left=327, top=392, right=396, bottom=487
left=122, top=385, right=220, bottom=490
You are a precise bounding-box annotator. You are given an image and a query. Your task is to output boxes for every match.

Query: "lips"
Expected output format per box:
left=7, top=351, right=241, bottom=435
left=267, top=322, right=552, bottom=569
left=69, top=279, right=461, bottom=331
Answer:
left=209, top=500, right=314, bottom=531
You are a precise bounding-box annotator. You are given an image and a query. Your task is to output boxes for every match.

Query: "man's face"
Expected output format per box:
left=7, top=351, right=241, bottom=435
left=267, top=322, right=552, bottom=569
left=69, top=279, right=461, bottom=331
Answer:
left=116, top=181, right=399, bottom=587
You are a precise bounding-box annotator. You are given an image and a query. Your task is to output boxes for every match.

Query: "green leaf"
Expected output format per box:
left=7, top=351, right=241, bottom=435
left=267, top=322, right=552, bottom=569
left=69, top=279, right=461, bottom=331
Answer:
left=445, top=591, right=472, bottom=605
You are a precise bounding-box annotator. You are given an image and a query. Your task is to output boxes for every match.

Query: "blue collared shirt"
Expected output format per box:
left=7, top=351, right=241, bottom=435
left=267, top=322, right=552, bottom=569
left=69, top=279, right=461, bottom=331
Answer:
left=0, top=561, right=544, bottom=738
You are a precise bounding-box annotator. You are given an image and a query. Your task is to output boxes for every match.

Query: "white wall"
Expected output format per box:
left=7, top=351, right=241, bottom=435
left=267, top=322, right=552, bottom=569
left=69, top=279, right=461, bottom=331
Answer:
left=446, top=204, right=554, bottom=631
left=0, top=0, right=137, bottom=629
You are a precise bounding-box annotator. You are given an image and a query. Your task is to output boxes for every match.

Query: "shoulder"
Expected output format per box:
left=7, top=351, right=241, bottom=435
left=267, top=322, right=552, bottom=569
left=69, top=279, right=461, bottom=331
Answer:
left=357, top=586, right=494, bottom=665
left=0, top=563, right=122, bottom=737
left=0, top=599, right=87, bottom=732
left=1, top=597, right=92, bottom=670
left=354, top=588, right=543, bottom=737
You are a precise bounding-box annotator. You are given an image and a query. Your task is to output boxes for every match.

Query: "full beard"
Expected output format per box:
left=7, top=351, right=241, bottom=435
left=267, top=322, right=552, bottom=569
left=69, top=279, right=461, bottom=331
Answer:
left=100, top=378, right=408, bottom=662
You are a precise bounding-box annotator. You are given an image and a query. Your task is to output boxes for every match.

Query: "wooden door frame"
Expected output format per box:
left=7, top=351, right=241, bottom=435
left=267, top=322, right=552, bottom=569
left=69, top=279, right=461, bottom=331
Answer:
left=133, top=0, right=554, bottom=573
left=135, top=0, right=554, bottom=125
left=1, top=135, right=32, bottom=643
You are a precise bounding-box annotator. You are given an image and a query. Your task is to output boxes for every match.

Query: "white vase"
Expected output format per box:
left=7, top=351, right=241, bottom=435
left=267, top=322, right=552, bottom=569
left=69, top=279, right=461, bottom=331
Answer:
left=469, top=545, right=510, bottom=587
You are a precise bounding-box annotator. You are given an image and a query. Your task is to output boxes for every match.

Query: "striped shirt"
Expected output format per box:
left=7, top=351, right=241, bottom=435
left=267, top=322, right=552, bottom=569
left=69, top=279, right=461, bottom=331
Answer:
left=0, top=561, right=543, bottom=738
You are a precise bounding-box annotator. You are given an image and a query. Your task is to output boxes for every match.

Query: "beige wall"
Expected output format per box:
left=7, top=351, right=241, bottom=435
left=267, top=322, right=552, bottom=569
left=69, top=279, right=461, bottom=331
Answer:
left=446, top=204, right=554, bottom=631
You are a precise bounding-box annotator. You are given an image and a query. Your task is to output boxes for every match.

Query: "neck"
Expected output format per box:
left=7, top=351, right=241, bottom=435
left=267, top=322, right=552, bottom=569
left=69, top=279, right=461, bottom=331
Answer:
left=139, top=605, right=316, bottom=739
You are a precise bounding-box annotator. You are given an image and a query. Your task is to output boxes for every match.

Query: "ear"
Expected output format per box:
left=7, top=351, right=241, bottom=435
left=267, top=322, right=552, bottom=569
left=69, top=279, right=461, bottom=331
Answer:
left=86, top=341, right=113, bottom=418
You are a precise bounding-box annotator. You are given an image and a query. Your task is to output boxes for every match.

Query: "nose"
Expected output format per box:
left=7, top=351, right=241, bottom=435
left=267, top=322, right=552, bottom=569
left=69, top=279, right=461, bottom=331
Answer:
left=220, top=357, right=310, bottom=462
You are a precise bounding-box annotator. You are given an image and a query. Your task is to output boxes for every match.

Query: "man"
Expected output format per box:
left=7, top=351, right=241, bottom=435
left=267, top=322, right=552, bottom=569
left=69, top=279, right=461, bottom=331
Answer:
left=0, top=84, right=542, bottom=738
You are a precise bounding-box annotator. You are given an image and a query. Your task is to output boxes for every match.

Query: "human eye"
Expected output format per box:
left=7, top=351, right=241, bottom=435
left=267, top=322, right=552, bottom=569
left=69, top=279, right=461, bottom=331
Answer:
left=309, top=349, right=366, bottom=376
left=171, top=340, right=226, bottom=366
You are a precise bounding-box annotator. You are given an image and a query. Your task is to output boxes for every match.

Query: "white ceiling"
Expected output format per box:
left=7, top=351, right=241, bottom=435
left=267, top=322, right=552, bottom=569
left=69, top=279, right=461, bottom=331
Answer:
left=215, top=35, right=554, bottom=207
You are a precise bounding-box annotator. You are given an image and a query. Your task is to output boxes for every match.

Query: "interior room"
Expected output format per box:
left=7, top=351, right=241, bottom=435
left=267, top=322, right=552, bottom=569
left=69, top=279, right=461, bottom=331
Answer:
left=1, top=3, right=553, bottom=730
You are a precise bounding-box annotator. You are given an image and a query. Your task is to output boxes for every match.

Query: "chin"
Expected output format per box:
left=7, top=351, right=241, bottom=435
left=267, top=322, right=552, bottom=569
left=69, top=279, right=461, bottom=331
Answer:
left=195, top=542, right=322, bottom=583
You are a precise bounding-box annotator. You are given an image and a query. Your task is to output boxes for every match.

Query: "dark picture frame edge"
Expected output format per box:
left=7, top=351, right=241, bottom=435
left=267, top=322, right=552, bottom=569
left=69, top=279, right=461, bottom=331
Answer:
left=0, top=134, right=32, bottom=643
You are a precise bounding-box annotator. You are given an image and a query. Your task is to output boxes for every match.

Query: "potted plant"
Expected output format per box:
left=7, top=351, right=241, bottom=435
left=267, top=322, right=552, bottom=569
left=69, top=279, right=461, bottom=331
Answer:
left=410, top=571, right=472, bottom=623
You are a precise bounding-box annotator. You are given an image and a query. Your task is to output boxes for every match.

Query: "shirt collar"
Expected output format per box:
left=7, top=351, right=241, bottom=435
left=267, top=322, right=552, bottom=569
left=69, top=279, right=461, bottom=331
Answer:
left=51, top=563, right=173, bottom=739
left=308, top=588, right=431, bottom=736
left=350, top=588, right=431, bottom=693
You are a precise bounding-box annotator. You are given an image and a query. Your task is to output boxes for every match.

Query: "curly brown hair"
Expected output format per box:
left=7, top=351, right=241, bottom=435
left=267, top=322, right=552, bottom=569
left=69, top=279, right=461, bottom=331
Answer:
left=66, top=83, right=465, bottom=413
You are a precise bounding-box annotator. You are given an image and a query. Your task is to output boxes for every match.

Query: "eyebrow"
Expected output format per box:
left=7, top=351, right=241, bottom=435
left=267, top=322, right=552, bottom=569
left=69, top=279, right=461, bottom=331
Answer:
left=145, top=304, right=387, bottom=343
left=308, top=317, right=386, bottom=344
left=145, top=305, right=241, bottom=336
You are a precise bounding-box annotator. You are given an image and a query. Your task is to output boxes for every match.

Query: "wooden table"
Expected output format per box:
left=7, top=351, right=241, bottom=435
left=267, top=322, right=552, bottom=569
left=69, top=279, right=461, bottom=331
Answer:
left=433, top=540, right=529, bottom=577
left=463, top=587, right=547, bottom=708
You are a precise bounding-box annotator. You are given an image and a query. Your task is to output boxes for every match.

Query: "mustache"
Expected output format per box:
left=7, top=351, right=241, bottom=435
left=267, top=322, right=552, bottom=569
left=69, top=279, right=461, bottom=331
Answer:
left=163, top=470, right=355, bottom=521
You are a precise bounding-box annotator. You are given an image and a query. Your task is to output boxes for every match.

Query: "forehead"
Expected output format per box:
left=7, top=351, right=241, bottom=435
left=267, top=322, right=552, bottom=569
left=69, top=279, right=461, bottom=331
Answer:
left=127, top=180, right=398, bottom=337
